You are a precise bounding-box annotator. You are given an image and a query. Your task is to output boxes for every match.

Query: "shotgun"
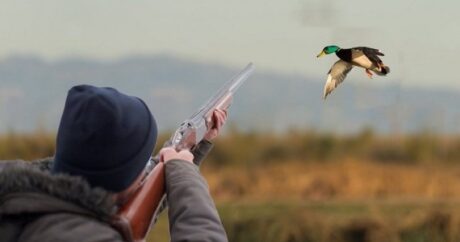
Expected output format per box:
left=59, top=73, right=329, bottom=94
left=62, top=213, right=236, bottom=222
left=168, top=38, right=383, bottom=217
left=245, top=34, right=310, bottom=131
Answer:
left=112, top=63, right=255, bottom=242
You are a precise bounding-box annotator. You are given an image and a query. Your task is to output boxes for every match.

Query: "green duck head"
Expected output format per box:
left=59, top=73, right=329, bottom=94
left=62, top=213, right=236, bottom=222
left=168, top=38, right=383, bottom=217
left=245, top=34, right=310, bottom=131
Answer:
left=317, top=45, right=341, bottom=58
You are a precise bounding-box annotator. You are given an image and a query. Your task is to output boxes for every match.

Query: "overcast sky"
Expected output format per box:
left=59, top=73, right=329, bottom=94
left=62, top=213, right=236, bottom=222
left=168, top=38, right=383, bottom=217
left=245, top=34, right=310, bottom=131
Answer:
left=1, top=0, right=459, bottom=90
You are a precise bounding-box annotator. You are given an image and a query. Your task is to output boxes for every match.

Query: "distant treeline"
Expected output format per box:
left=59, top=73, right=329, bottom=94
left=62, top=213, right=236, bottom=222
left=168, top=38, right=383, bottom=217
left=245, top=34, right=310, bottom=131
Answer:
left=1, top=128, right=460, bottom=164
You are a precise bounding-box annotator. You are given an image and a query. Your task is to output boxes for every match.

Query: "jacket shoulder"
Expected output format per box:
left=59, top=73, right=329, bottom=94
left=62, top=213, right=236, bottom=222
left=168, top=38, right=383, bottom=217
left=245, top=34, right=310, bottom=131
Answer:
left=20, top=212, right=126, bottom=242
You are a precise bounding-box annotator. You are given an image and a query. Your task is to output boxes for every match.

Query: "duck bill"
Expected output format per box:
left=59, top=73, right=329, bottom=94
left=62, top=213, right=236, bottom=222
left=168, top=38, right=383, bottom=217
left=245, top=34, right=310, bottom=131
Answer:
left=316, top=51, right=326, bottom=58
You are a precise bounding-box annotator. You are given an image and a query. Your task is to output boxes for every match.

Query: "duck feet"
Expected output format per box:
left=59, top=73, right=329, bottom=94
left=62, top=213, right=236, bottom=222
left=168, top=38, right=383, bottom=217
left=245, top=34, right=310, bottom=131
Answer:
left=365, top=69, right=373, bottom=79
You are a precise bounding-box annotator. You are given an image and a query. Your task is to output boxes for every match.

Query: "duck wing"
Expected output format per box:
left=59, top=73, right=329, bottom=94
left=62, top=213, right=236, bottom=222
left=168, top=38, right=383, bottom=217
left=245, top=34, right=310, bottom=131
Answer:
left=323, top=60, right=353, bottom=99
left=358, top=47, right=384, bottom=56
left=353, top=47, right=385, bottom=67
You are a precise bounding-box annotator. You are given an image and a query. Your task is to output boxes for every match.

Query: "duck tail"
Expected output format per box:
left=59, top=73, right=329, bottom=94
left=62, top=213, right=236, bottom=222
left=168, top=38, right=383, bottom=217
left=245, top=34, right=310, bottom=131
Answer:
left=381, top=65, right=390, bottom=75
left=374, top=65, right=390, bottom=76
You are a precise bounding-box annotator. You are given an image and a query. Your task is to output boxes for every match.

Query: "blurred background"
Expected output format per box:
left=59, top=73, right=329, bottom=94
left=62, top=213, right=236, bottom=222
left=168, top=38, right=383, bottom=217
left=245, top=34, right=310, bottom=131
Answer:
left=1, top=1, right=460, bottom=241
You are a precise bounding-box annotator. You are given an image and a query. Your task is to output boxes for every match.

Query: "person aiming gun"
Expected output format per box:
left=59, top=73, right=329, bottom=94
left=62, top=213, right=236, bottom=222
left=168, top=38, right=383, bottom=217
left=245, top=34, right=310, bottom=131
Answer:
left=0, top=63, right=254, bottom=242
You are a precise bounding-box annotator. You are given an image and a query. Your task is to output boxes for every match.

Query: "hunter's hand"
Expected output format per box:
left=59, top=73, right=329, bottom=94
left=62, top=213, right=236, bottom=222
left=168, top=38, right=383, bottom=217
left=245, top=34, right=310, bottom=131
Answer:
left=159, top=147, right=194, bottom=163
left=204, top=109, right=228, bottom=141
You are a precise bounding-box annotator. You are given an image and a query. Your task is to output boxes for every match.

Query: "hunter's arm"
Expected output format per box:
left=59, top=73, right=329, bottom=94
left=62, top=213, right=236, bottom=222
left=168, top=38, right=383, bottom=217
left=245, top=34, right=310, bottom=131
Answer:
left=165, top=160, right=227, bottom=242
left=191, top=140, right=213, bottom=166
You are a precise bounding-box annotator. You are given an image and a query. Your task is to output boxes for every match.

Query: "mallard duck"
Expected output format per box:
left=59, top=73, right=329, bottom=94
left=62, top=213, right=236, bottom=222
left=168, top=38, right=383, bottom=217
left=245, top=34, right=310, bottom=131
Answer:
left=317, top=45, right=390, bottom=99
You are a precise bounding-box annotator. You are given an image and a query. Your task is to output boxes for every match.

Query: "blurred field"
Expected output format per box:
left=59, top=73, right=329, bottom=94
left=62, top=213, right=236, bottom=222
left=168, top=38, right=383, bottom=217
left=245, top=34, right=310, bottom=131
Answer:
left=2, top=129, right=460, bottom=242
left=149, top=200, right=460, bottom=242
left=204, top=160, right=460, bottom=201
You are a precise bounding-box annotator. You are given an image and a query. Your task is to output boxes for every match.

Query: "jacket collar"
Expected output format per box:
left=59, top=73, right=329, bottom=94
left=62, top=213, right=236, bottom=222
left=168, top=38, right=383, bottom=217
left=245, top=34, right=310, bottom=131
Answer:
left=0, top=158, right=116, bottom=220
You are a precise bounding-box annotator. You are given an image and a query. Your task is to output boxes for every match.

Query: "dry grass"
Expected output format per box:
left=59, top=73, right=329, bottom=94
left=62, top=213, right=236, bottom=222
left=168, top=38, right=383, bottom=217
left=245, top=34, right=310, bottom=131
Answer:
left=203, top=159, right=460, bottom=202
left=148, top=200, right=460, bottom=242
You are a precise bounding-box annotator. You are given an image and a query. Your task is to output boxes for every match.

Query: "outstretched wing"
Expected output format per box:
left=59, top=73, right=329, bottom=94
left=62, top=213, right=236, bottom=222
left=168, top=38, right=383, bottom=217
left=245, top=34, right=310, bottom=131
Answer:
left=323, top=60, right=353, bottom=99
left=355, top=47, right=385, bottom=66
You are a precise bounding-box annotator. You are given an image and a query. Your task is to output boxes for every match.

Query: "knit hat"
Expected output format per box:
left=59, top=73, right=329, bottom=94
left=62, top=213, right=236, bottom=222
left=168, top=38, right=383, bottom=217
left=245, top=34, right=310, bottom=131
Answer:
left=52, top=85, right=157, bottom=192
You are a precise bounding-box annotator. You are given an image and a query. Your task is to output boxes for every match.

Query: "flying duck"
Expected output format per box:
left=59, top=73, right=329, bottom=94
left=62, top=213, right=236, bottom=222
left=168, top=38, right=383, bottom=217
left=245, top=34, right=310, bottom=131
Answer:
left=317, top=45, right=390, bottom=99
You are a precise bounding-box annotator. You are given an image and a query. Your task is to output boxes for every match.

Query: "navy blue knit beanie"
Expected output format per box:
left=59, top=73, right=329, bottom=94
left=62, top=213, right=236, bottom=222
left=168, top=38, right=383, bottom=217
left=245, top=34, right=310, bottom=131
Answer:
left=52, top=85, right=157, bottom=192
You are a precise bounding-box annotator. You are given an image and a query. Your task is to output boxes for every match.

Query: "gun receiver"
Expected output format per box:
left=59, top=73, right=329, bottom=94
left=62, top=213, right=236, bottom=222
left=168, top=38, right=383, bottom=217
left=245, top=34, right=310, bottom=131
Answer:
left=112, top=63, right=255, bottom=242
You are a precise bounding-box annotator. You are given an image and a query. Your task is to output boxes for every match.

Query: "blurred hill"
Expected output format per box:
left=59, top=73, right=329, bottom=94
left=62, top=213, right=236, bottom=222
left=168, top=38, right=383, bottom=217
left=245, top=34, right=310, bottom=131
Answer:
left=0, top=55, right=459, bottom=134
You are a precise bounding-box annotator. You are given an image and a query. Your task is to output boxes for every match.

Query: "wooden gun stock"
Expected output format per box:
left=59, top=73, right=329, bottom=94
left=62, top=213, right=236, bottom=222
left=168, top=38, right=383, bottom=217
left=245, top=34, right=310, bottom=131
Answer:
left=112, top=162, right=165, bottom=242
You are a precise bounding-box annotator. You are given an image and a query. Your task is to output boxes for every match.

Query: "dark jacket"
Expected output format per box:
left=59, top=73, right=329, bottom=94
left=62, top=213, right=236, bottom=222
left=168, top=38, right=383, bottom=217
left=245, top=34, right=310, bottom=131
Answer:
left=0, top=159, right=121, bottom=242
left=166, top=160, right=228, bottom=242
left=0, top=141, right=227, bottom=242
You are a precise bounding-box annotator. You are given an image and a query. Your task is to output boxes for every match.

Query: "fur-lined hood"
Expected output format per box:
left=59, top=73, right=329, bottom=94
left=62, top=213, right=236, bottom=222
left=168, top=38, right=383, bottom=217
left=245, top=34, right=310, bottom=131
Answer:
left=0, top=158, right=116, bottom=220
